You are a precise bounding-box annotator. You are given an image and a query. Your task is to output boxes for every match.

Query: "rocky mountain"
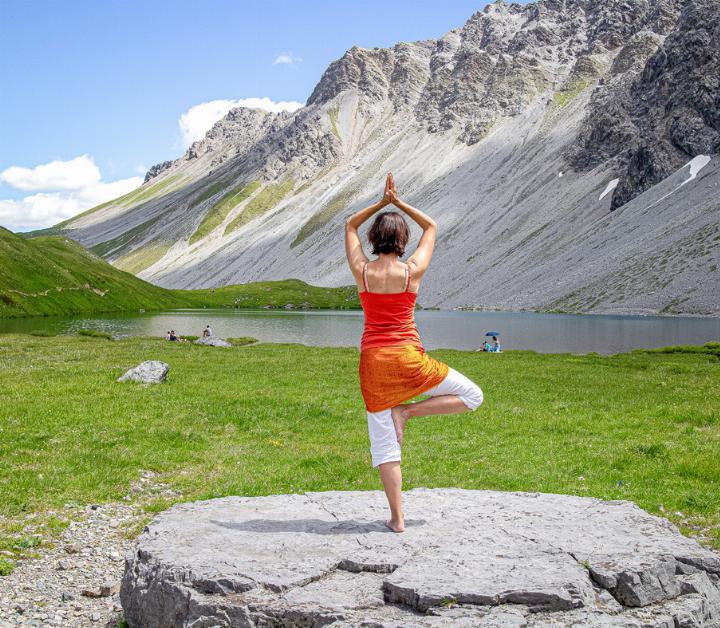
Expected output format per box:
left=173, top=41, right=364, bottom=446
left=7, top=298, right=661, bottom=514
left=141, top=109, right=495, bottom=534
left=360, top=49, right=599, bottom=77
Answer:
left=57, top=0, right=720, bottom=315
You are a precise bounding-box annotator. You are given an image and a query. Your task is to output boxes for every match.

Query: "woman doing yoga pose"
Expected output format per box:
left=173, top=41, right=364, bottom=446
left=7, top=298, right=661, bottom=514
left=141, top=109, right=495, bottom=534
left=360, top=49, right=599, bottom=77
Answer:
left=344, top=172, right=484, bottom=533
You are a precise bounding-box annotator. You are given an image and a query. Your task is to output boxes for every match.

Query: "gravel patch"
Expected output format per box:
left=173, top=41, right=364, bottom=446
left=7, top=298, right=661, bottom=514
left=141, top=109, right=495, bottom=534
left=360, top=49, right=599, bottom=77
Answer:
left=0, top=472, right=180, bottom=628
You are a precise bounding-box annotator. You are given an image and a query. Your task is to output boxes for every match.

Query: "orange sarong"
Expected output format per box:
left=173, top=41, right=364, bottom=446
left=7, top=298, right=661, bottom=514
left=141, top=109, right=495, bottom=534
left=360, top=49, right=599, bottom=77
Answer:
left=359, top=344, right=449, bottom=412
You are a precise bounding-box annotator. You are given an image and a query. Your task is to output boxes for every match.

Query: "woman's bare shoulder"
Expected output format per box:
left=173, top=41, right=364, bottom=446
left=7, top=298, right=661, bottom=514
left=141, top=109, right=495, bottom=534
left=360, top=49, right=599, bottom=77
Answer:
left=405, top=258, right=422, bottom=273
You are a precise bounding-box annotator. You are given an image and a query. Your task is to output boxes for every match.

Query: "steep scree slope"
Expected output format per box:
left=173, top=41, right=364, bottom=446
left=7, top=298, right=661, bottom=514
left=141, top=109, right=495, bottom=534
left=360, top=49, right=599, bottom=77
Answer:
left=57, top=0, right=720, bottom=315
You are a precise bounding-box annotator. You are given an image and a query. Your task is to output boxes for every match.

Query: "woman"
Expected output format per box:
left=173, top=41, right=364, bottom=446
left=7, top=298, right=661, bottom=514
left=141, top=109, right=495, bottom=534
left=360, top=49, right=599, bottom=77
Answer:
left=345, top=172, right=484, bottom=533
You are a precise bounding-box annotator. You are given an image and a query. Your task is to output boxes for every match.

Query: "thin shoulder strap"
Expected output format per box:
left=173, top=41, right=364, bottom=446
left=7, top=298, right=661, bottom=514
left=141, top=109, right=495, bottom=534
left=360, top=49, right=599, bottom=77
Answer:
left=404, top=264, right=411, bottom=292
left=362, top=261, right=370, bottom=292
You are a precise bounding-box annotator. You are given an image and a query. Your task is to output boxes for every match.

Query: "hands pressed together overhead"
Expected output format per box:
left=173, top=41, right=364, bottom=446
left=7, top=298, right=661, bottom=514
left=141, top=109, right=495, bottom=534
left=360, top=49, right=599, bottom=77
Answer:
left=345, top=170, right=437, bottom=276
left=377, top=171, right=436, bottom=234
left=382, top=172, right=400, bottom=206
left=345, top=170, right=435, bottom=238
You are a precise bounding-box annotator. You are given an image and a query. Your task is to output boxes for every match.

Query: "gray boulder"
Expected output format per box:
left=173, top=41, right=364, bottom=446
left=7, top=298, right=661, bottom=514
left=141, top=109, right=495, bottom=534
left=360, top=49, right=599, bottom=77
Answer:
left=117, top=361, right=169, bottom=385
left=194, top=336, right=231, bottom=348
left=120, top=489, right=720, bottom=627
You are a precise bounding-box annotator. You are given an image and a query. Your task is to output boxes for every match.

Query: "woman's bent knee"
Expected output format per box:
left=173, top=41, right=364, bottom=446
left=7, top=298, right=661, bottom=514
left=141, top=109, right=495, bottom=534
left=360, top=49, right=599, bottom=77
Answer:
left=461, top=384, right=483, bottom=411
left=372, top=452, right=402, bottom=471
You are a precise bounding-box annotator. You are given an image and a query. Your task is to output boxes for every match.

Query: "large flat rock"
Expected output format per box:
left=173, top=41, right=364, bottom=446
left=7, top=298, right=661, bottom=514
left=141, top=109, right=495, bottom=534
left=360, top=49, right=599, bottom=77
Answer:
left=120, top=489, right=720, bottom=627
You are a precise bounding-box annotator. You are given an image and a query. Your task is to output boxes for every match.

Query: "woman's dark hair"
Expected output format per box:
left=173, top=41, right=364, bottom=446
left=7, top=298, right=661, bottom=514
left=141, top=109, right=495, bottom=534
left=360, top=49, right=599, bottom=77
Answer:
left=368, top=212, right=409, bottom=256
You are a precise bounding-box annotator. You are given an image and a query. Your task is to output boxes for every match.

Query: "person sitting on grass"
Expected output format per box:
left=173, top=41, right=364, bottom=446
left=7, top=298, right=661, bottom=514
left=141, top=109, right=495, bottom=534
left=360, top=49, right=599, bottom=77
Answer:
left=476, top=339, right=490, bottom=352
left=169, top=330, right=178, bottom=342
left=165, top=330, right=171, bottom=341
left=202, top=325, right=213, bottom=338
left=491, top=336, right=501, bottom=352
left=344, top=171, right=484, bottom=533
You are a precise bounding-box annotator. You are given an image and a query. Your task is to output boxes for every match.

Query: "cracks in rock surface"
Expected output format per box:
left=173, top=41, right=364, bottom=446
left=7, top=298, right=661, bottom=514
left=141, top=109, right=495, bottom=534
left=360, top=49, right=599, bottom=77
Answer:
left=122, top=490, right=720, bottom=627
left=304, top=492, right=339, bottom=521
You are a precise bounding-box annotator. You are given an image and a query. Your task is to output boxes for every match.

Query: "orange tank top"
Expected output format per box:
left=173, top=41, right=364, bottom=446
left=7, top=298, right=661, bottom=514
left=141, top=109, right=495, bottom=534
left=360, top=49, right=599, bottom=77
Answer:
left=359, top=262, right=422, bottom=352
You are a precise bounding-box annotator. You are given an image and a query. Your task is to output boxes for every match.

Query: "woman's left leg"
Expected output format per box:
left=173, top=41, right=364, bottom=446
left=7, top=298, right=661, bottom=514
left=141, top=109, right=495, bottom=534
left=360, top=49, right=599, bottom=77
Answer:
left=378, top=461, right=404, bottom=532
left=391, top=367, right=483, bottom=444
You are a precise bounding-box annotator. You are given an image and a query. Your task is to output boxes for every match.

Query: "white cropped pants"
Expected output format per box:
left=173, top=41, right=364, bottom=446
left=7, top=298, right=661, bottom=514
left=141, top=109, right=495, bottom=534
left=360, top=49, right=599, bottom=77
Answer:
left=367, top=367, right=483, bottom=468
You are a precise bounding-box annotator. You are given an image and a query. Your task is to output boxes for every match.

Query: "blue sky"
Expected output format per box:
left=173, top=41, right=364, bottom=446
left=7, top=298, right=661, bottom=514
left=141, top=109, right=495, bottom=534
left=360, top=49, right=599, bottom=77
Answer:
left=0, top=0, right=506, bottom=230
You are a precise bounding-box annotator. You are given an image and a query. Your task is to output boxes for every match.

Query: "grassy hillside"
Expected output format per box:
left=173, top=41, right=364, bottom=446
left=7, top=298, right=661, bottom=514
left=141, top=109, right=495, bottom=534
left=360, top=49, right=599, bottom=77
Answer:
left=0, top=227, right=360, bottom=318
left=175, top=278, right=360, bottom=310
left=0, top=227, right=189, bottom=318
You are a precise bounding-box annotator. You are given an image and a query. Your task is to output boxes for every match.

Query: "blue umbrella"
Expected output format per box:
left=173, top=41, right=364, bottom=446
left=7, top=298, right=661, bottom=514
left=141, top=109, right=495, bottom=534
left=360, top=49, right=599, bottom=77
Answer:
left=485, top=331, right=500, bottom=337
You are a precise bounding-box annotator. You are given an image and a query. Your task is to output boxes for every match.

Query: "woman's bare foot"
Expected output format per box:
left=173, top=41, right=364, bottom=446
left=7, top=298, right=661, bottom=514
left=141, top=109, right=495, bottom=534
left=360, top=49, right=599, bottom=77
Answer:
left=390, top=405, right=409, bottom=446
left=385, top=517, right=405, bottom=533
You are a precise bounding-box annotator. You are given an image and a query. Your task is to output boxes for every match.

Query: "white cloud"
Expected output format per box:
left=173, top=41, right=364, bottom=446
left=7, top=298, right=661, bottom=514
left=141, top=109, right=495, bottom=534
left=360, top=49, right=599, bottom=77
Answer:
left=178, top=97, right=304, bottom=148
left=0, top=175, right=142, bottom=232
left=77, top=177, right=144, bottom=206
left=273, top=52, right=302, bottom=65
left=0, top=154, right=101, bottom=192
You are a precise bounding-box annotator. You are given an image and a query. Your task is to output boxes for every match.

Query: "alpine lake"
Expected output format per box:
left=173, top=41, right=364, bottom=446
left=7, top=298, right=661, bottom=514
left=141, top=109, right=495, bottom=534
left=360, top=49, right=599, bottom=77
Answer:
left=2, top=308, right=719, bottom=354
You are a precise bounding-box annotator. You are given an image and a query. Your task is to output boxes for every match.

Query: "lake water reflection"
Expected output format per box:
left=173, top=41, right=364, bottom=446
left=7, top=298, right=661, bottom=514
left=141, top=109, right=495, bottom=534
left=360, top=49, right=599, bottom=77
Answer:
left=2, top=308, right=719, bottom=354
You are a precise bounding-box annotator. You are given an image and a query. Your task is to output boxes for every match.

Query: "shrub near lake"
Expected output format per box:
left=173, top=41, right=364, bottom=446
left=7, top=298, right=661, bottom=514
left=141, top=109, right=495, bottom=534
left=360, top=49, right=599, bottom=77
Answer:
left=1, top=335, right=718, bottom=558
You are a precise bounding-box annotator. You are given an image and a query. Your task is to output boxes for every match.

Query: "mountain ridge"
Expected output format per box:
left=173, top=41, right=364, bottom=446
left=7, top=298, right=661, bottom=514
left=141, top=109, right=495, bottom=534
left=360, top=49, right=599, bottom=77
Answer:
left=51, top=0, right=720, bottom=315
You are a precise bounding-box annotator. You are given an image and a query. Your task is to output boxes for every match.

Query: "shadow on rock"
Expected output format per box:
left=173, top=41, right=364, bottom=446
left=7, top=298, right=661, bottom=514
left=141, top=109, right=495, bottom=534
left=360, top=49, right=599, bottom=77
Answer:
left=209, top=517, right=427, bottom=534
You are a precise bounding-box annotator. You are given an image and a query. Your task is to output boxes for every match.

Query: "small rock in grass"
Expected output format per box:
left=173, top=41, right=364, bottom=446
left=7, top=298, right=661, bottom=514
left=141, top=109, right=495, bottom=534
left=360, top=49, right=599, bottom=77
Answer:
left=117, top=361, right=169, bottom=385
left=194, top=336, right=231, bottom=348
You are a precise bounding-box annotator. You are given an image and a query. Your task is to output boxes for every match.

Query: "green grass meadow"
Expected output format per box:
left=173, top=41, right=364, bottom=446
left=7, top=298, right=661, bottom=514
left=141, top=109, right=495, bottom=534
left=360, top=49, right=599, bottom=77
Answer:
left=1, top=335, right=718, bottom=554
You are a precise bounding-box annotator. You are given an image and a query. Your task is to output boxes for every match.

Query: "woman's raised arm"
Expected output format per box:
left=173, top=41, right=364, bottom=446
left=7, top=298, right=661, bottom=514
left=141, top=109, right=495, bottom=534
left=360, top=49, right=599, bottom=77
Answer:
left=387, top=173, right=437, bottom=277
